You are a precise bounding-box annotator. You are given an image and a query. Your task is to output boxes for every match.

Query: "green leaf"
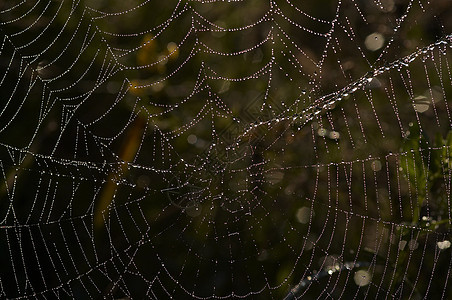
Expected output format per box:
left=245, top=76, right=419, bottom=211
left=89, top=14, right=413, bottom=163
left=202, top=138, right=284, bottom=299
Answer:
left=430, top=132, right=444, bottom=176
left=400, top=123, right=430, bottom=223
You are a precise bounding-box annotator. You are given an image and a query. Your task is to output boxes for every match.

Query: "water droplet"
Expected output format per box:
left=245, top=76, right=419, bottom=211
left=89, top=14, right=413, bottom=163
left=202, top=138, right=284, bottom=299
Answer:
left=354, top=270, right=371, bottom=286
left=437, top=240, right=451, bottom=250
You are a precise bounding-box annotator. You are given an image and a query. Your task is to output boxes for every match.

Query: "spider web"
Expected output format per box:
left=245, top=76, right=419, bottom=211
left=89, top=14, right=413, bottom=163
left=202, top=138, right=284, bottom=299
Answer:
left=0, top=0, right=452, bottom=298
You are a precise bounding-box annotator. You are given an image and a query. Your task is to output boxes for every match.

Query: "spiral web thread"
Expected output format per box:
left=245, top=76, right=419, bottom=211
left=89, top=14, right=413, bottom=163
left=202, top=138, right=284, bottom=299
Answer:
left=0, top=0, right=452, bottom=299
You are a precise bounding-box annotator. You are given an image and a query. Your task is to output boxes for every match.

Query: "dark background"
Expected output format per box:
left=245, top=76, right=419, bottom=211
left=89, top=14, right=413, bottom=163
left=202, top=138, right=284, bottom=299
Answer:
left=0, top=0, right=452, bottom=299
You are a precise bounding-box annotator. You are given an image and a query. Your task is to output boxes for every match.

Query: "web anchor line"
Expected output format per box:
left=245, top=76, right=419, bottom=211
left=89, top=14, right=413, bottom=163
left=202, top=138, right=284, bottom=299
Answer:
left=233, top=34, right=452, bottom=149
left=0, top=1, right=451, bottom=298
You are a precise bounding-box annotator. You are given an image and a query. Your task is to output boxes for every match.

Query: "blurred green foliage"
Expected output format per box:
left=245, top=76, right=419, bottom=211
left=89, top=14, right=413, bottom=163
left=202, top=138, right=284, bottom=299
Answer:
left=400, top=123, right=452, bottom=224
left=0, top=0, right=452, bottom=299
